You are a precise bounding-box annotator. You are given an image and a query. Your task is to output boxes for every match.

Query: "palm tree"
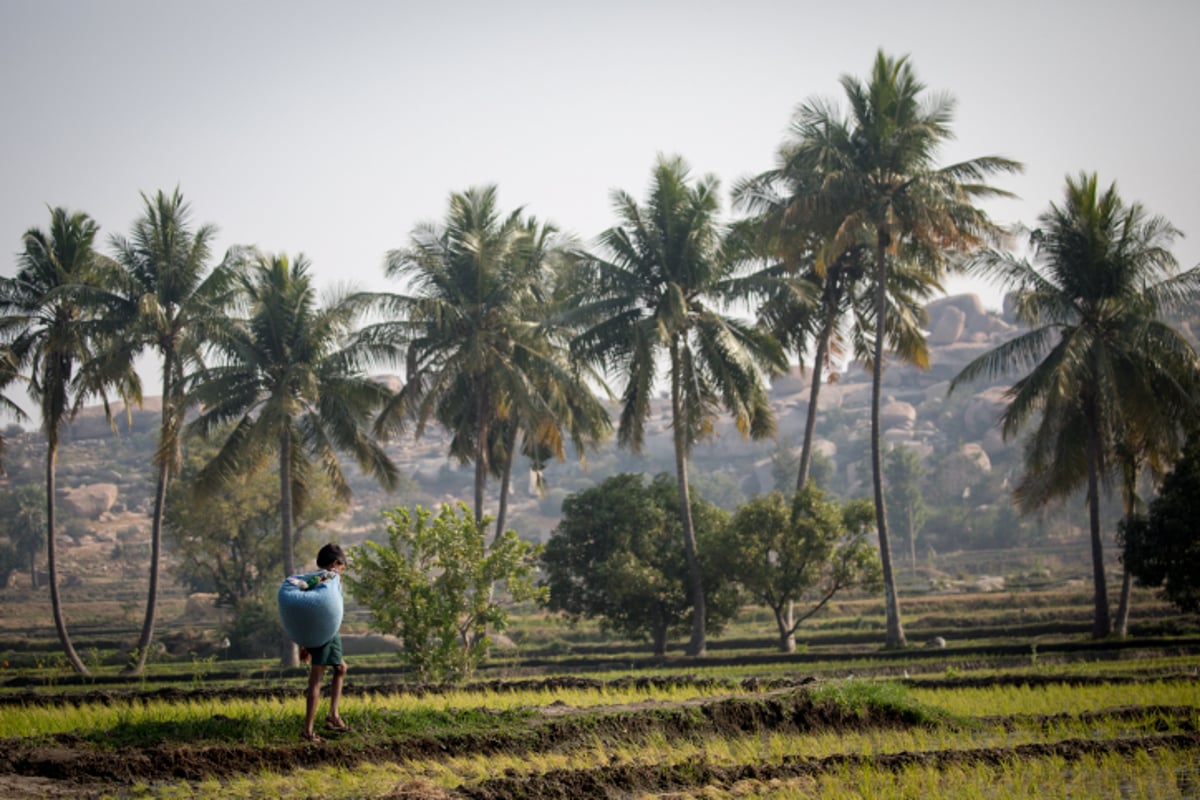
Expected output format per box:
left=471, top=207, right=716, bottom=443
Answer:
left=0, top=345, right=28, bottom=473
left=360, top=187, right=603, bottom=529
left=479, top=223, right=611, bottom=540
left=1111, top=439, right=1160, bottom=637
left=733, top=157, right=935, bottom=499
left=0, top=207, right=139, bottom=675
left=781, top=51, right=1021, bottom=647
left=109, top=188, right=237, bottom=674
left=950, top=172, right=1200, bottom=638
left=189, top=252, right=399, bottom=665
left=568, top=155, right=786, bottom=656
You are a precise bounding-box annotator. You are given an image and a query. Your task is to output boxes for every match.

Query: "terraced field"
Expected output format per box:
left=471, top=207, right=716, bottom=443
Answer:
left=1, top=589, right=1197, bottom=797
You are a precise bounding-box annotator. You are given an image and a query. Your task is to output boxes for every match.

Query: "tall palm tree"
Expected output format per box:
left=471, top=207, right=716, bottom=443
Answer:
left=733, top=159, right=935, bottom=499
left=782, top=51, right=1021, bottom=647
left=568, top=155, right=786, bottom=656
left=360, top=187, right=603, bottom=529
left=189, top=252, right=399, bottom=665
left=950, top=172, right=1200, bottom=638
left=0, top=207, right=139, bottom=675
left=109, top=188, right=237, bottom=674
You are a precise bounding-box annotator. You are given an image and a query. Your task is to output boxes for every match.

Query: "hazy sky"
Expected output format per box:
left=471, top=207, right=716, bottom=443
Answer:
left=2, top=0, right=1198, bottom=409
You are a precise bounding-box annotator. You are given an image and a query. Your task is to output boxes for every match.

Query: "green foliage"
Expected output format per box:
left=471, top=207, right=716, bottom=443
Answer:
left=347, top=503, right=544, bottom=682
left=715, top=487, right=881, bottom=650
left=541, top=473, right=738, bottom=655
left=885, top=445, right=927, bottom=569
left=808, top=451, right=835, bottom=494
left=770, top=437, right=800, bottom=493
left=0, top=540, right=18, bottom=587
left=1122, top=433, right=1200, bottom=612
left=0, top=484, right=44, bottom=587
left=164, top=431, right=339, bottom=607
left=811, top=679, right=946, bottom=725
left=688, top=470, right=746, bottom=511
left=224, top=594, right=282, bottom=660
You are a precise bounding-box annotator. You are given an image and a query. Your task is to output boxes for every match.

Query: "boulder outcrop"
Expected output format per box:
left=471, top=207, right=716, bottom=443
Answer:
left=60, top=483, right=119, bottom=519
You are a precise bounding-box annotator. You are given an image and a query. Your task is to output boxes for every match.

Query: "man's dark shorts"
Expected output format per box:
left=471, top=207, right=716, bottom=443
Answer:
left=308, top=633, right=343, bottom=666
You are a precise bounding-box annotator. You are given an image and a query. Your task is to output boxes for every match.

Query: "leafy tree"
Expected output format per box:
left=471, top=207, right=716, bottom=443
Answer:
left=770, top=436, right=801, bottom=493
left=568, top=156, right=785, bottom=655
left=716, top=488, right=880, bottom=652
left=1121, top=432, right=1200, bottom=613
left=164, top=431, right=339, bottom=607
left=0, top=207, right=139, bottom=674
left=361, top=188, right=607, bottom=532
left=884, top=445, right=927, bottom=572
left=808, top=451, right=836, bottom=494
left=785, top=52, right=1021, bottom=647
left=109, top=188, right=237, bottom=674
left=0, top=541, right=18, bottom=588
left=688, top=470, right=746, bottom=511
left=951, top=173, right=1200, bottom=637
left=224, top=595, right=284, bottom=660
left=541, top=472, right=738, bottom=656
left=0, top=485, right=45, bottom=589
left=347, top=503, right=544, bottom=682
left=189, top=252, right=399, bottom=665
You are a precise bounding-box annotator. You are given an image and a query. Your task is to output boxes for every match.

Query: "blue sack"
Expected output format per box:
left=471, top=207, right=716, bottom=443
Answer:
left=277, top=571, right=344, bottom=648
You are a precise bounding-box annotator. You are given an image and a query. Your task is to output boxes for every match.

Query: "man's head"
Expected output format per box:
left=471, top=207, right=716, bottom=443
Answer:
left=316, top=543, right=346, bottom=571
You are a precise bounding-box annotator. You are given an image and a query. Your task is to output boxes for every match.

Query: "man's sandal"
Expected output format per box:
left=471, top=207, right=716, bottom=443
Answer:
left=301, top=731, right=324, bottom=743
left=325, top=717, right=354, bottom=732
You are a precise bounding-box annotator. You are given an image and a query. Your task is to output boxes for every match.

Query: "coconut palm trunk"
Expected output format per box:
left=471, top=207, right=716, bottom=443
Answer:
left=670, top=339, right=707, bottom=656
left=871, top=232, right=906, bottom=649
left=494, top=424, right=518, bottom=541
left=1084, top=396, right=1111, bottom=638
left=1113, top=454, right=1141, bottom=638
left=45, top=439, right=88, bottom=674
left=279, top=427, right=298, bottom=666
left=795, top=310, right=835, bottom=498
left=474, top=378, right=491, bottom=526
left=127, top=370, right=172, bottom=674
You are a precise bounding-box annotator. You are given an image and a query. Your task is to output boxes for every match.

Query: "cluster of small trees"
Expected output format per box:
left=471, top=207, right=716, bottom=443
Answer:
left=543, top=473, right=879, bottom=655
left=2, top=49, right=1199, bottom=675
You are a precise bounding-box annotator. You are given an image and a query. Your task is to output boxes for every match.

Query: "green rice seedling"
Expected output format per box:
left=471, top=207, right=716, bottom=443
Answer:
left=725, top=748, right=1197, bottom=799
left=909, top=679, right=1200, bottom=718
left=809, top=679, right=963, bottom=727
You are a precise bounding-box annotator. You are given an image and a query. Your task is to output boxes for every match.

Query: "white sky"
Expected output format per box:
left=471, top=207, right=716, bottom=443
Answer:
left=2, top=0, right=1198, bottom=418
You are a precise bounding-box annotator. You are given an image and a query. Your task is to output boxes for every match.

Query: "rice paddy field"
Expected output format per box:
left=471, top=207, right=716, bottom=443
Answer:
left=1, top=587, right=1197, bottom=798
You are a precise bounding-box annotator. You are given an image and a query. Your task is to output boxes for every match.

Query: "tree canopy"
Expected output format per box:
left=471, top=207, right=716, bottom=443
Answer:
left=541, top=472, right=738, bottom=656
